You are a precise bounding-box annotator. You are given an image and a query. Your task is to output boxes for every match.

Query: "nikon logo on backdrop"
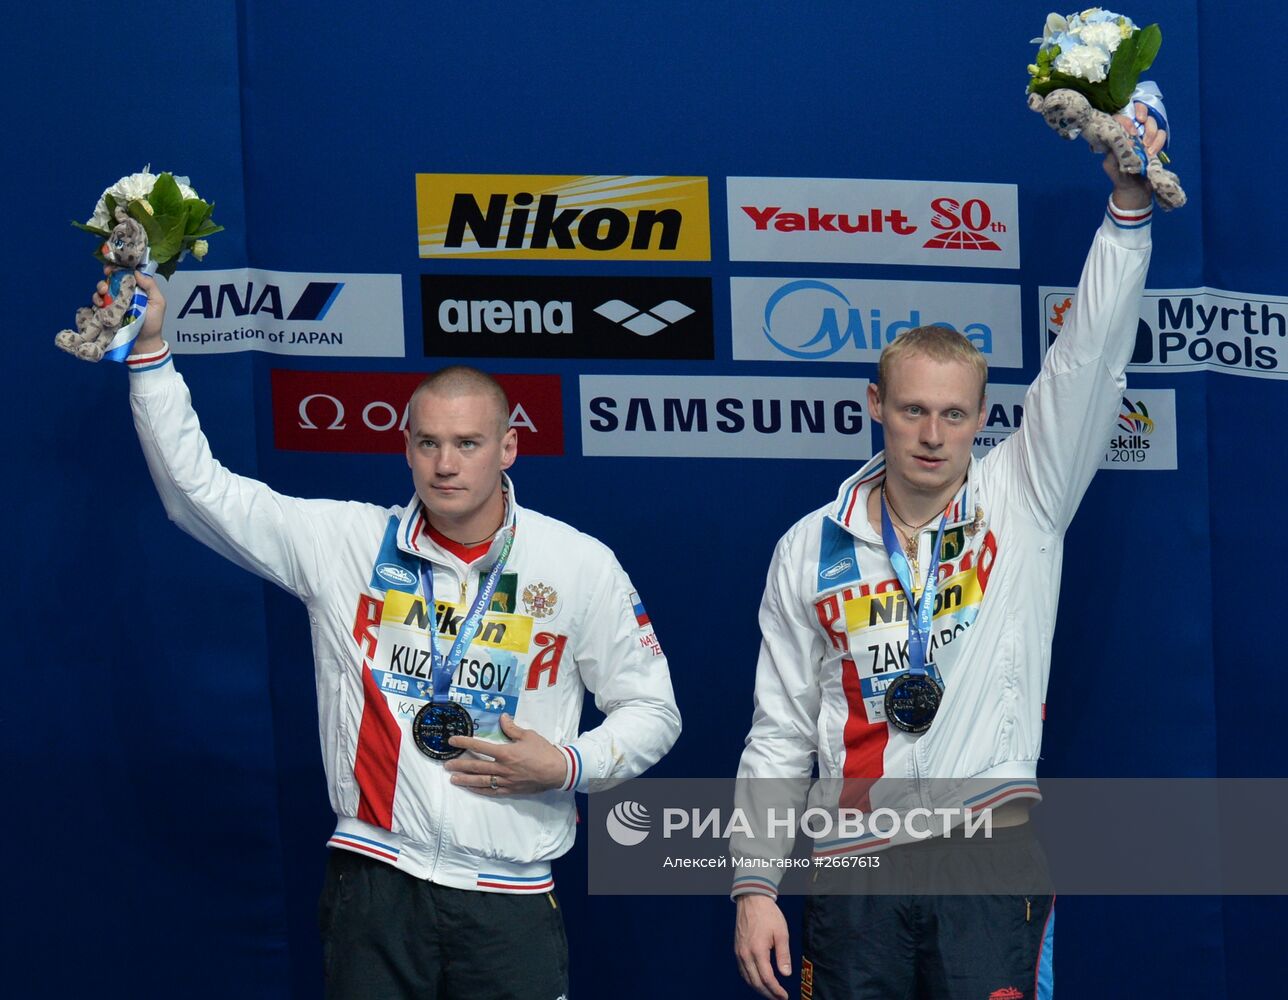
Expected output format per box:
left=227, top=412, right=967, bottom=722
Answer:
left=416, top=174, right=711, bottom=260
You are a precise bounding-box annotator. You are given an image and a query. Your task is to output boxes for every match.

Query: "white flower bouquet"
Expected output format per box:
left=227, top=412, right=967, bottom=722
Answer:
left=1026, top=9, right=1162, bottom=117
left=71, top=166, right=222, bottom=278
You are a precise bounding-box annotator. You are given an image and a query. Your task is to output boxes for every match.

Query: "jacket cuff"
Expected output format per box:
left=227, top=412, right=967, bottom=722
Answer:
left=1100, top=196, right=1152, bottom=249
left=126, top=342, right=175, bottom=388
left=557, top=743, right=587, bottom=792
left=731, top=874, right=781, bottom=900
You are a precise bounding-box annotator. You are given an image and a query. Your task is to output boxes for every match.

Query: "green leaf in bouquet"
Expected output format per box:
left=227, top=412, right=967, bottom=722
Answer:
left=104, top=193, right=118, bottom=218
left=147, top=212, right=189, bottom=264
left=191, top=221, right=225, bottom=239
left=148, top=173, right=186, bottom=217
left=71, top=221, right=111, bottom=237
left=127, top=199, right=164, bottom=245
left=183, top=198, right=213, bottom=234
left=1134, top=24, right=1161, bottom=74
left=1107, top=32, right=1140, bottom=111
left=1030, top=70, right=1115, bottom=116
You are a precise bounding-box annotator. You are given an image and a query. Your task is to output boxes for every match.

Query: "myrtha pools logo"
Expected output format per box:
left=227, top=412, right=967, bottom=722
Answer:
left=606, top=801, right=652, bottom=846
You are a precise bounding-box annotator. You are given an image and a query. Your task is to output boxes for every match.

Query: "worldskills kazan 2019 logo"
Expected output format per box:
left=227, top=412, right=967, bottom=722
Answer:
left=1111, top=398, right=1154, bottom=453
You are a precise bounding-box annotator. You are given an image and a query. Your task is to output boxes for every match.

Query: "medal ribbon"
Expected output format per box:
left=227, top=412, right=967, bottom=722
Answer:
left=418, top=525, right=515, bottom=701
left=880, top=492, right=947, bottom=678
left=102, top=254, right=158, bottom=364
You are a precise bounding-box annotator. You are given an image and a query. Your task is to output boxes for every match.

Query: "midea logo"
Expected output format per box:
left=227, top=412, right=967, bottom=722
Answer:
left=762, top=280, right=983, bottom=359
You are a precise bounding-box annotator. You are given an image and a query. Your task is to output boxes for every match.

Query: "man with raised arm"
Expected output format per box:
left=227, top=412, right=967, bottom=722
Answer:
left=117, top=277, right=680, bottom=999
left=732, top=154, right=1152, bottom=999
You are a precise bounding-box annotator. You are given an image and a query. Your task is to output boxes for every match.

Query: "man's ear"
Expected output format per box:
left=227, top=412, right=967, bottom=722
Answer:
left=500, top=427, right=518, bottom=470
left=867, top=382, right=884, bottom=425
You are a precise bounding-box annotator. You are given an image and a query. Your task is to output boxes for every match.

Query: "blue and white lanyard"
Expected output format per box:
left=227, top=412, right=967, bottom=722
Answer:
left=879, top=495, right=947, bottom=677
left=418, top=526, right=515, bottom=700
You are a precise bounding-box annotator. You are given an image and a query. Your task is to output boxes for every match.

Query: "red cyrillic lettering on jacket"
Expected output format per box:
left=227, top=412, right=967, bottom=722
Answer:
left=354, top=665, right=401, bottom=830
left=353, top=595, right=383, bottom=664
left=526, top=632, right=568, bottom=689
left=839, top=656, right=887, bottom=811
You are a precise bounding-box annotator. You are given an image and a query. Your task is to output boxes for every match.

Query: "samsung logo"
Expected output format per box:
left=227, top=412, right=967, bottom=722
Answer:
left=579, top=374, right=872, bottom=461
left=377, top=563, right=418, bottom=587
left=821, top=558, right=855, bottom=581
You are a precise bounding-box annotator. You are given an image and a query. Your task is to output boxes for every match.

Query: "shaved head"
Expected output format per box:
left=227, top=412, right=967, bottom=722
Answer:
left=409, top=366, right=510, bottom=435
left=878, top=325, right=988, bottom=405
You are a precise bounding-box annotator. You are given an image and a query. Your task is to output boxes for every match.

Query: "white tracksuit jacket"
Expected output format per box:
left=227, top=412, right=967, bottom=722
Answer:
left=128, top=354, right=680, bottom=893
left=732, top=200, right=1152, bottom=896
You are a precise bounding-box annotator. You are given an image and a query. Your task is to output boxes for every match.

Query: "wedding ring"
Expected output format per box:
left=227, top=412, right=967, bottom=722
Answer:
left=489, top=775, right=499, bottom=790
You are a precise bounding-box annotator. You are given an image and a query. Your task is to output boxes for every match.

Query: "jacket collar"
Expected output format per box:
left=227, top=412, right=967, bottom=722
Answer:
left=396, top=473, right=518, bottom=566
left=830, top=452, right=978, bottom=539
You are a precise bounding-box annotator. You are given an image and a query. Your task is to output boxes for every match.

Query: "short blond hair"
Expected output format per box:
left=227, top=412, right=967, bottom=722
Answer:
left=409, top=366, right=511, bottom=435
left=877, top=325, right=987, bottom=403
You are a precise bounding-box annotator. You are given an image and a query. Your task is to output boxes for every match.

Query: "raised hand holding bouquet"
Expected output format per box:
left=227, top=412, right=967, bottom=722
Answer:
left=55, top=168, right=222, bottom=362
left=1026, top=9, right=1186, bottom=209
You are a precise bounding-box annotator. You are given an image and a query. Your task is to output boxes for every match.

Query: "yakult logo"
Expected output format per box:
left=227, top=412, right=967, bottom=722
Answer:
left=272, top=371, right=565, bottom=455
left=922, top=197, right=1006, bottom=251
left=727, top=177, right=1019, bottom=268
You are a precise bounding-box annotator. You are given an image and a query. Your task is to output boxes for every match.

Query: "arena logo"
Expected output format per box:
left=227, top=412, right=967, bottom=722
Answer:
left=437, top=297, right=573, bottom=335
left=271, top=371, right=564, bottom=455
left=730, top=276, right=1022, bottom=366
left=580, top=374, right=871, bottom=460
left=416, top=174, right=711, bottom=260
left=163, top=268, right=405, bottom=358
left=1041, top=285, right=1288, bottom=380
left=593, top=299, right=693, bottom=337
left=726, top=177, right=1019, bottom=268
left=421, top=275, right=713, bottom=360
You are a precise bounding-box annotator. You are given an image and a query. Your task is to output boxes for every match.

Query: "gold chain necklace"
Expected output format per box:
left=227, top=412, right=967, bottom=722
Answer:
left=882, top=482, right=941, bottom=572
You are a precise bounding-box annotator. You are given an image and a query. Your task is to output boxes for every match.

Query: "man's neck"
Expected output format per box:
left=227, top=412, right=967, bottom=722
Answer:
left=869, top=477, right=965, bottom=534
left=426, top=495, right=506, bottom=547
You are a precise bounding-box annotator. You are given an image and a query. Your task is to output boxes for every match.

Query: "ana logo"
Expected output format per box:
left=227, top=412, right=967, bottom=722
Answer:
left=177, top=280, right=344, bottom=321
left=606, top=801, right=651, bottom=846
left=594, top=300, right=694, bottom=337
left=821, top=557, right=855, bottom=581
left=922, top=197, right=1005, bottom=251
left=1118, top=398, right=1156, bottom=435
left=376, top=562, right=417, bottom=587
left=522, top=582, right=560, bottom=621
left=987, top=989, right=1024, bottom=1000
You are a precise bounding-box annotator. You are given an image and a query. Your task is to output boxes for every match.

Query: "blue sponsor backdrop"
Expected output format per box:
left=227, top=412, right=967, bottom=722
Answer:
left=11, top=1, right=1285, bottom=996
